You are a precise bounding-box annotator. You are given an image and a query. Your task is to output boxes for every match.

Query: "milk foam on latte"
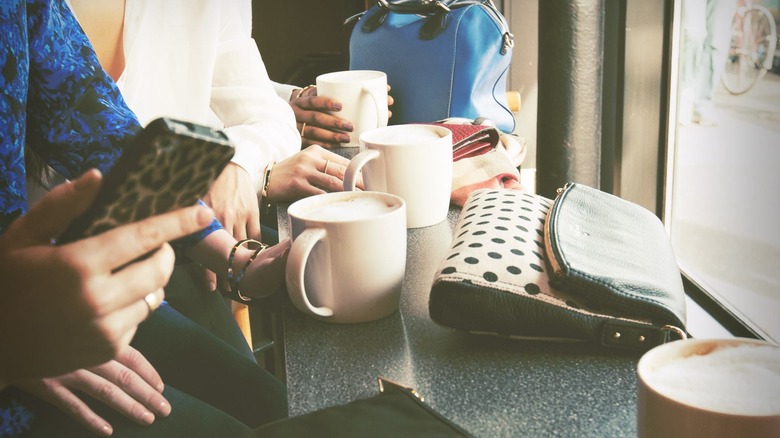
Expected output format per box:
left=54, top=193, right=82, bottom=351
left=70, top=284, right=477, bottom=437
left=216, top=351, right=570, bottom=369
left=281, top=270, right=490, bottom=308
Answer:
left=309, top=195, right=397, bottom=221
left=646, top=343, right=780, bottom=416
left=363, top=125, right=444, bottom=145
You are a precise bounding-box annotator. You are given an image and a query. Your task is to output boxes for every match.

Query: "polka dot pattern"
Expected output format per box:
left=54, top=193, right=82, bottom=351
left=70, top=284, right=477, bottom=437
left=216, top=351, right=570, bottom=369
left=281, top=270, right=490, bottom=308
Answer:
left=434, top=189, right=592, bottom=311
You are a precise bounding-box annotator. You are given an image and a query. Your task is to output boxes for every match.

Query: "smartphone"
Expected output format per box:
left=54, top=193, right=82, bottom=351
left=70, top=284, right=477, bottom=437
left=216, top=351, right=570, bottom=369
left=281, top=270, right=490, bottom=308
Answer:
left=58, top=117, right=234, bottom=244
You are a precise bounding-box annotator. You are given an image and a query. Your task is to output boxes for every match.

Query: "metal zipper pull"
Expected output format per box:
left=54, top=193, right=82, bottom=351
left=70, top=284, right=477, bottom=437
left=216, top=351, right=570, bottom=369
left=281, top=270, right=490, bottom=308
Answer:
left=377, top=377, right=424, bottom=402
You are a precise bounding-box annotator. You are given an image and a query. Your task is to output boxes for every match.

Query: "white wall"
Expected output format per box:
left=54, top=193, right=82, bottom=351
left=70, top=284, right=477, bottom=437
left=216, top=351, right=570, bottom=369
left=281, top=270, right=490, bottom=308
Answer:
left=504, top=0, right=538, bottom=184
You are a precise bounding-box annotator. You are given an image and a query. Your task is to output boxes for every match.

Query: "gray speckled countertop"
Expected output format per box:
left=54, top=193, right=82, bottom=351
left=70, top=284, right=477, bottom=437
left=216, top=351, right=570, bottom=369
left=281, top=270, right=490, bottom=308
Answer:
left=276, top=148, right=641, bottom=437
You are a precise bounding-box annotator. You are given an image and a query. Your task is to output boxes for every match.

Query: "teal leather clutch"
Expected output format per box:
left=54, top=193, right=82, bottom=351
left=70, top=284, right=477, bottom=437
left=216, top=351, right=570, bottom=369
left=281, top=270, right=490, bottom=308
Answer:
left=429, top=184, right=687, bottom=352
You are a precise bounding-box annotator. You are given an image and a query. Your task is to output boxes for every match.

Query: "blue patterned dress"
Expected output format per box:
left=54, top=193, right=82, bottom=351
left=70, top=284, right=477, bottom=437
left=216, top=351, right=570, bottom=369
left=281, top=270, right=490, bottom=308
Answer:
left=0, top=1, right=219, bottom=435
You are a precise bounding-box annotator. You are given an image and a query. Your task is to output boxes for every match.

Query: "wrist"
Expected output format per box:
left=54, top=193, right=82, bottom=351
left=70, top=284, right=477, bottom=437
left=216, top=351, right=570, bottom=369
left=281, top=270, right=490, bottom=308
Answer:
left=225, top=239, right=267, bottom=302
left=231, top=247, right=256, bottom=275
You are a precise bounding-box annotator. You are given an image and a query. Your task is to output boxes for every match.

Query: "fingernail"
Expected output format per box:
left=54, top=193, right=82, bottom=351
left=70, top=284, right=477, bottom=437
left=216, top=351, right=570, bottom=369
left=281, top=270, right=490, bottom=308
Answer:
left=100, top=424, right=113, bottom=436
left=156, top=381, right=164, bottom=392
left=342, top=122, right=354, bottom=132
left=332, top=102, right=342, bottom=111
left=158, top=401, right=171, bottom=417
left=141, top=411, right=155, bottom=425
left=208, top=281, right=216, bottom=292
left=339, top=135, right=351, bottom=143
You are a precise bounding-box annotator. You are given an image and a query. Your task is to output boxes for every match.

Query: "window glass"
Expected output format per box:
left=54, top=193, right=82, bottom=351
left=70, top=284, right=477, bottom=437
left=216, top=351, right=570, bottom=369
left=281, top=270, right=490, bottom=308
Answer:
left=669, top=0, right=780, bottom=342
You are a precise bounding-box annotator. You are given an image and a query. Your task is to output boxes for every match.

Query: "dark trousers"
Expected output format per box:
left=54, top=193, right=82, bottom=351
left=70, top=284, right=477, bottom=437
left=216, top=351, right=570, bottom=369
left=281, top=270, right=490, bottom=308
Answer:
left=22, top=264, right=288, bottom=437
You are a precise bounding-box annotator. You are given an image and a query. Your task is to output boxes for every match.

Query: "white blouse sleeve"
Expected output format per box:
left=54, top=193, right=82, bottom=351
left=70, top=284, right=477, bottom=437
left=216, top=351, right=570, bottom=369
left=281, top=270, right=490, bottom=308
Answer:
left=273, top=81, right=298, bottom=103
left=209, top=1, right=301, bottom=192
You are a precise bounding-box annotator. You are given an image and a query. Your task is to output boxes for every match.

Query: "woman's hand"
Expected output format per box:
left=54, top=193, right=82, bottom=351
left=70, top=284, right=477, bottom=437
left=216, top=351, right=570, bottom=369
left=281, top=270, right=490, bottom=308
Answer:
left=232, top=238, right=292, bottom=300
left=203, top=163, right=261, bottom=241
left=17, top=346, right=171, bottom=437
left=290, top=89, right=352, bottom=148
left=289, top=85, right=394, bottom=148
left=265, top=145, right=360, bottom=203
left=0, top=170, right=214, bottom=384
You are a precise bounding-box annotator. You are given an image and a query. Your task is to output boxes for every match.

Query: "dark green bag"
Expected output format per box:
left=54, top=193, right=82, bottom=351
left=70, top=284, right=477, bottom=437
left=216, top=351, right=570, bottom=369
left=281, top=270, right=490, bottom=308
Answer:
left=252, top=378, right=472, bottom=437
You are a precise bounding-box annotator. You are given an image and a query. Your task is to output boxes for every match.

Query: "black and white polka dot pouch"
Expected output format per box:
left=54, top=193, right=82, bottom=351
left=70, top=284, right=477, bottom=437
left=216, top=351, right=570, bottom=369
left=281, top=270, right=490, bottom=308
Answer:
left=429, top=185, right=688, bottom=351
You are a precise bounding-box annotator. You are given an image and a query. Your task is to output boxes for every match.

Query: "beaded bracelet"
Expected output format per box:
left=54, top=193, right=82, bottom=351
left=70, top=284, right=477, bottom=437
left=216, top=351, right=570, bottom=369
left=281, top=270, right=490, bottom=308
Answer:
left=226, top=238, right=268, bottom=302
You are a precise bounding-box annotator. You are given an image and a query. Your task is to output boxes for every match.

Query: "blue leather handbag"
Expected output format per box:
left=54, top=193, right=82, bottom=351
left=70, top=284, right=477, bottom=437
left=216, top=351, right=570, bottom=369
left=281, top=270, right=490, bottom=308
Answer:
left=348, top=0, right=516, bottom=133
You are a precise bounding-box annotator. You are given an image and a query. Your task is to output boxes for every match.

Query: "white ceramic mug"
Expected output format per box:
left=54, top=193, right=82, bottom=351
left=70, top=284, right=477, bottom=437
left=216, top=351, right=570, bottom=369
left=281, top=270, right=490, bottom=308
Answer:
left=637, top=337, right=780, bottom=438
left=285, top=191, right=407, bottom=323
left=343, top=124, right=453, bottom=228
left=316, top=70, right=389, bottom=147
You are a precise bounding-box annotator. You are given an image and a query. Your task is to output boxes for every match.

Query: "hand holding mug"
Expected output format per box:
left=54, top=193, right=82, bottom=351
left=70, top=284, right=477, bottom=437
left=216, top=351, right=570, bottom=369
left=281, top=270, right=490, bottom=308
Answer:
left=314, top=70, right=389, bottom=147
left=290, top=83, right=395, bottom=148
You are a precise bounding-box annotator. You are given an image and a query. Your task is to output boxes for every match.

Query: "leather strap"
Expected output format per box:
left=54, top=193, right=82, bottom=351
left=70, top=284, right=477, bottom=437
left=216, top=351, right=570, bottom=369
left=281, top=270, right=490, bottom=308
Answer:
left=362, top=0, right=453, bottom=38
left=385, top=0, right=452, bottom=14
left=420, top=12, right=448, bottom=39
left=600, top=321, right=687, bottom=351
left=360, top=0, right=510, bottom=47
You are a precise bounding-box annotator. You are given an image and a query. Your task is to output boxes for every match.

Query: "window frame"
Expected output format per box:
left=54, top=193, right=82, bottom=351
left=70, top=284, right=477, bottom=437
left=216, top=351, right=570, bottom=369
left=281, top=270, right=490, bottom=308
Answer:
left=621, top=0, right=763, bottom=340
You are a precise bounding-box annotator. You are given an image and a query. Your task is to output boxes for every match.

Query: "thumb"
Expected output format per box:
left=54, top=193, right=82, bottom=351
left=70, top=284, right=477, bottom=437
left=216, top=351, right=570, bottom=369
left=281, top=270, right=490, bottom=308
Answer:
left=199, top=264, right=219, bottom=293
left=7, top=170, right=102, bottom=245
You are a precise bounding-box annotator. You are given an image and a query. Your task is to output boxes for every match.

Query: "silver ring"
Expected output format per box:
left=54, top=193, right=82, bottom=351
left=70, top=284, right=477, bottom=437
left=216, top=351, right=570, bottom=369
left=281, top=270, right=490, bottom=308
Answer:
left=323, top=160, right=330, bottom=175
left=143, top=292, right=162, bottom=314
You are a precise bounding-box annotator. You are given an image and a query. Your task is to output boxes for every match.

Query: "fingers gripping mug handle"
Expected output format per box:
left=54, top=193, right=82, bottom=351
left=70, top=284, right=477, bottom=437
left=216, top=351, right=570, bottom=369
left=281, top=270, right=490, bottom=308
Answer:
left=343, top=149, right=381, bottom=191
left=285, top=228, right=334, bottom=317
left=362, top=85, right=388, bottom=129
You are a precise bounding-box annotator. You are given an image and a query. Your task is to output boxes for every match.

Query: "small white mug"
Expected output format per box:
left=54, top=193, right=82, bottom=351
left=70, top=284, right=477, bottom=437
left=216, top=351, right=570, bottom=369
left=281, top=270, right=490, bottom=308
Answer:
left=637, top=337, right=780, bottom=438
left=343, top=124, right=453, bottom=228
left=285, top=191, right=407, bottom=323
left=316, top=70, right=389, bottom=147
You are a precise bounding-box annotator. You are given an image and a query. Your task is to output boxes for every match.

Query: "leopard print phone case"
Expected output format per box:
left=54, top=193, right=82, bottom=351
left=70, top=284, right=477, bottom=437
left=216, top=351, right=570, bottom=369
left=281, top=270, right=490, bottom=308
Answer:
left=58, top=117, right=234, bottom=243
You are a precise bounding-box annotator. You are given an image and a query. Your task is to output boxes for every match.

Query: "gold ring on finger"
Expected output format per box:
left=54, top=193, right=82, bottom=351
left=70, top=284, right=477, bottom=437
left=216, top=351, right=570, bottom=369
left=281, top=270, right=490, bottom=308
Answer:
left=300, top=122, right=307, bottom=137
left=323, top=159, right=331, bottom=175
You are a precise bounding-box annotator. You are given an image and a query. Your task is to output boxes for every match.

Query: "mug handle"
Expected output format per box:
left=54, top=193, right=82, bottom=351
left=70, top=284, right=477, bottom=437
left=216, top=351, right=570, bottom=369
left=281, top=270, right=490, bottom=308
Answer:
left=285, top=227, right=334, bottom=317
left=361, top=85, right=389, bottom=129
left=343, top=149, right=381, bottom=191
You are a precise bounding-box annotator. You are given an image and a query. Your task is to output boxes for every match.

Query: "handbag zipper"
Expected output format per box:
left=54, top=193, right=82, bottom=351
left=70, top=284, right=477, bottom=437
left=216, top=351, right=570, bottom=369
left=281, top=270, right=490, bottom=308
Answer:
left=543, top=182, right=572, bottom=282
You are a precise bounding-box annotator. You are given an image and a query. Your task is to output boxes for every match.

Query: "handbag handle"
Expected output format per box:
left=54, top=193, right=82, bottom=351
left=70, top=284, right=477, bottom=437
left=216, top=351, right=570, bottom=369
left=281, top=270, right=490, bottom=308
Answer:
left=361, top=0, right=453, bottom=39
left=357, top=0, right=511, bottom=50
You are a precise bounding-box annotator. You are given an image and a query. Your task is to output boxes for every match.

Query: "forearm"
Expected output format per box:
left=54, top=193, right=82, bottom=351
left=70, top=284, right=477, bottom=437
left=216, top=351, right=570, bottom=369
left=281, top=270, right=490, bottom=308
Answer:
left=224, top=122, right=300, bottom=192
left=211, top=38, right=300, bottom=190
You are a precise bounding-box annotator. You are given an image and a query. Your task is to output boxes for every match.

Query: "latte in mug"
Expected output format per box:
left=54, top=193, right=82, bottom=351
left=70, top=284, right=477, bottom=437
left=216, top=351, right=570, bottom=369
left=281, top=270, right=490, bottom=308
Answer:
left=637, top=338, right=780, bottom=438
left=302, top=195, right=398, bottom=222
left=362, top=124, right=447, bottom=145
left=645, top=342, right=780, bottom=416
left=285, top=191, right=407, bottom=324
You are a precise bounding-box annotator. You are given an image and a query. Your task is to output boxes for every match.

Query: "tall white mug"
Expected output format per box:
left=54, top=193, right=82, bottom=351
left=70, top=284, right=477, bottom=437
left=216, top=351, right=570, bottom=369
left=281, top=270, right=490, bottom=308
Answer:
left=285, top=191, right=407, bottom=323
left=316, top=70, right=389, bottom=147
left=344, top=124, right=453, bottom=228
